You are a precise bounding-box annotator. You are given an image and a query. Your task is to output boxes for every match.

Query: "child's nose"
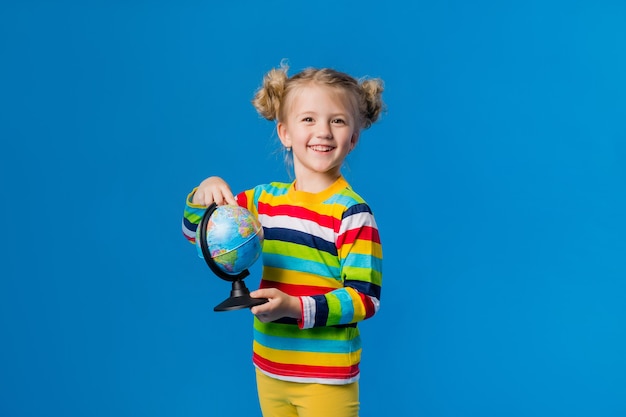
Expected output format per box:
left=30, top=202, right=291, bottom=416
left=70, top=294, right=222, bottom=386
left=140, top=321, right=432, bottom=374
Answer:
left=316, top=124, right=332, bottom=138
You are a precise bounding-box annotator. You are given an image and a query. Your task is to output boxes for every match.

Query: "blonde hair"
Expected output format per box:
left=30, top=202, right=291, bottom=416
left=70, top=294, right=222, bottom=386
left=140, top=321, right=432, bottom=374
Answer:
left=252, top=61, right=385, bottom=130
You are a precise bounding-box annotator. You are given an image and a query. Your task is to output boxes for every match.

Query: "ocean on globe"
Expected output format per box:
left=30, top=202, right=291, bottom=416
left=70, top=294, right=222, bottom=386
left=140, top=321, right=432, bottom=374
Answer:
left=197, top=204, right=264, bottom=275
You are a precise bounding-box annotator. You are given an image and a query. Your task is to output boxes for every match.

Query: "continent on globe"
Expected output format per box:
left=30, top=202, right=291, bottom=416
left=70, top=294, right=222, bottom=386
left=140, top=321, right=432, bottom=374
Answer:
left=197, top=204, right=264, bottom=276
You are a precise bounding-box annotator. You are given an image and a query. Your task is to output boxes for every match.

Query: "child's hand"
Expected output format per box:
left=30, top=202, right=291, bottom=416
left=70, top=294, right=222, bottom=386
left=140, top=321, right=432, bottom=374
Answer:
left=192, top=176, right=237, bottom=206
left=250, top=289, right=302, bottom=323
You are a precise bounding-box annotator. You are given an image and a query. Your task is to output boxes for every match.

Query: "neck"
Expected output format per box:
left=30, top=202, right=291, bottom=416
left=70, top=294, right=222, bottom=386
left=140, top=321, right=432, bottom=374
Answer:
left=293, top=170, right=341, bottom=193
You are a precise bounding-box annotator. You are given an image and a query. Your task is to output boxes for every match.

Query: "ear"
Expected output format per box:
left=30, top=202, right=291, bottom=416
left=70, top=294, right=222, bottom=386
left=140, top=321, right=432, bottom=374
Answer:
left=350, top=130, right=360, bottom=151
left=277, top=122, right=292, bottom=148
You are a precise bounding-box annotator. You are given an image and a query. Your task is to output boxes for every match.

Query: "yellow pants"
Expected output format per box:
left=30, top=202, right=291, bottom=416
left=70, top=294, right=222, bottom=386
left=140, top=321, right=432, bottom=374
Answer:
left=255, top=368, right=360, bottom=417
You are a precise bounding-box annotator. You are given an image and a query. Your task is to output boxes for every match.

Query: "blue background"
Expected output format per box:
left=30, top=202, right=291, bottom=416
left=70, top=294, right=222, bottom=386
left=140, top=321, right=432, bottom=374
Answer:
left=1, top=1, right=625, bottom=416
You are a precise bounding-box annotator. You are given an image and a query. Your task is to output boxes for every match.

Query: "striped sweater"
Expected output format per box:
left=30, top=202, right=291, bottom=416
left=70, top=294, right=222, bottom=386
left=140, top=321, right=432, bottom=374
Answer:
left=182, top=176, right=382, bottom=384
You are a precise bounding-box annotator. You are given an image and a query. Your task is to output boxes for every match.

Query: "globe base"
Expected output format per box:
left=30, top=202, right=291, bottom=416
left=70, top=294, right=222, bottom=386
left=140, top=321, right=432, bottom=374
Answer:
left=214, top=280, right=268, bottom=312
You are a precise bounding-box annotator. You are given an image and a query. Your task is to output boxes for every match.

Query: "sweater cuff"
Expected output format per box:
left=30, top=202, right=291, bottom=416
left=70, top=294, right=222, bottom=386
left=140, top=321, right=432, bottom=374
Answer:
left=186, top=187, right=208, bottom=208
left=299, top=296, right=316, bottom=329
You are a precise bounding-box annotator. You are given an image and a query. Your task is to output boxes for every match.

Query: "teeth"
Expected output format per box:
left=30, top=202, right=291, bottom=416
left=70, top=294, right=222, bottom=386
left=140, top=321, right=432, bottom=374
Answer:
left=309, top=145, right=334, bottom=152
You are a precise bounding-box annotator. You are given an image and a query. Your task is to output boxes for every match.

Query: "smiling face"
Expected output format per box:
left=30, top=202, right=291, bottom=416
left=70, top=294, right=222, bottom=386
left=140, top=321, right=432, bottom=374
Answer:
left=277, top=84, right=360, bottom=193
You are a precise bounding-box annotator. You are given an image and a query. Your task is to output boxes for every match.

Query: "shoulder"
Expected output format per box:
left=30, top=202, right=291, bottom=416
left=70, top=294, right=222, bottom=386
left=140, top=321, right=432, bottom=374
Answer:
left=264, top=181, right=292, bottom=193
left=327, top=183, right=373, bottom=215
left=238, top=181, right=291, bottom=206
left=252, top=181, right=291, bottom=200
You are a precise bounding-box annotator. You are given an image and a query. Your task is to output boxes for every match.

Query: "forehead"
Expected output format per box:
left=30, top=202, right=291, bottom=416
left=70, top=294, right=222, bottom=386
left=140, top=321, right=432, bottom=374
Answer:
left=287, top=84, right=355, bottom=113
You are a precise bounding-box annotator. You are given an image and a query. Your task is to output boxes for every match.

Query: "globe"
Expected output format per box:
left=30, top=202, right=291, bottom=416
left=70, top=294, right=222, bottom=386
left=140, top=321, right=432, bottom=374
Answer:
left=196, top=204, right=264, bottom=276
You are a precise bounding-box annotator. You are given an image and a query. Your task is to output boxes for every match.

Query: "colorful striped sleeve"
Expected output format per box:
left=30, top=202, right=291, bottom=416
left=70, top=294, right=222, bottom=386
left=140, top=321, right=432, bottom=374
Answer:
left=183, top=187, right=250, bottom=247
left=182, top=188, right=206, bottom=245
left=300, top=203, right=382, bottom=329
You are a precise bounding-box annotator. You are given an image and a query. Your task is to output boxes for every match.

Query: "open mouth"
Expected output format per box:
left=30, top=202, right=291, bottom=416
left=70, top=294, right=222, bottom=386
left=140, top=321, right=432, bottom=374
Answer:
left=308, top=145, right=335, bottom=152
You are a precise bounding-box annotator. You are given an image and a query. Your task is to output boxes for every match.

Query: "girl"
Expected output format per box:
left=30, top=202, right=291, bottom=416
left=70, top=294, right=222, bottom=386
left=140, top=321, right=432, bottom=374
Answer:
left=182, top=62, right=385, bottom=417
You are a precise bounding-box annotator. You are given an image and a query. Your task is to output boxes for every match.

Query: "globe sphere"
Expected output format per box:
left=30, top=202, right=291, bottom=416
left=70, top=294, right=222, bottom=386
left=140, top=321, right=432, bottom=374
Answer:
left=196, top=204, right=264, bottom=275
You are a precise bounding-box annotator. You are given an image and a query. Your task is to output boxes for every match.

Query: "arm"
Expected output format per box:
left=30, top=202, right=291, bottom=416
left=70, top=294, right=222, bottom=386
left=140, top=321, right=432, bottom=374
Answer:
left=300, top=203, right=383, bottom=329
left=250, top=203, right=382, bottom=327
left=181, top=176, right=237, bottom=245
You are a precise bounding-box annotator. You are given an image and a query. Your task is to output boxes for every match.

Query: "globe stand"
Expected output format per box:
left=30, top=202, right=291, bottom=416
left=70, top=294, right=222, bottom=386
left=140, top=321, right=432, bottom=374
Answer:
left=198, top=203, right=268, bottom=312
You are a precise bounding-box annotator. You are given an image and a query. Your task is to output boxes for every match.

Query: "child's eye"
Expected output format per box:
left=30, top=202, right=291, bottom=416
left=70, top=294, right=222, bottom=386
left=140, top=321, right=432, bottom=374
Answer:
left=302, top=117, right=314, bottom=122
left=332, top=118, right=346, bottom=124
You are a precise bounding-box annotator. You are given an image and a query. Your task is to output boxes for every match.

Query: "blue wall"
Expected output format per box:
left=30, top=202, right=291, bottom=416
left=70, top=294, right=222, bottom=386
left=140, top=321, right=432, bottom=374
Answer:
left=1, top=1, right=625, bottom=416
